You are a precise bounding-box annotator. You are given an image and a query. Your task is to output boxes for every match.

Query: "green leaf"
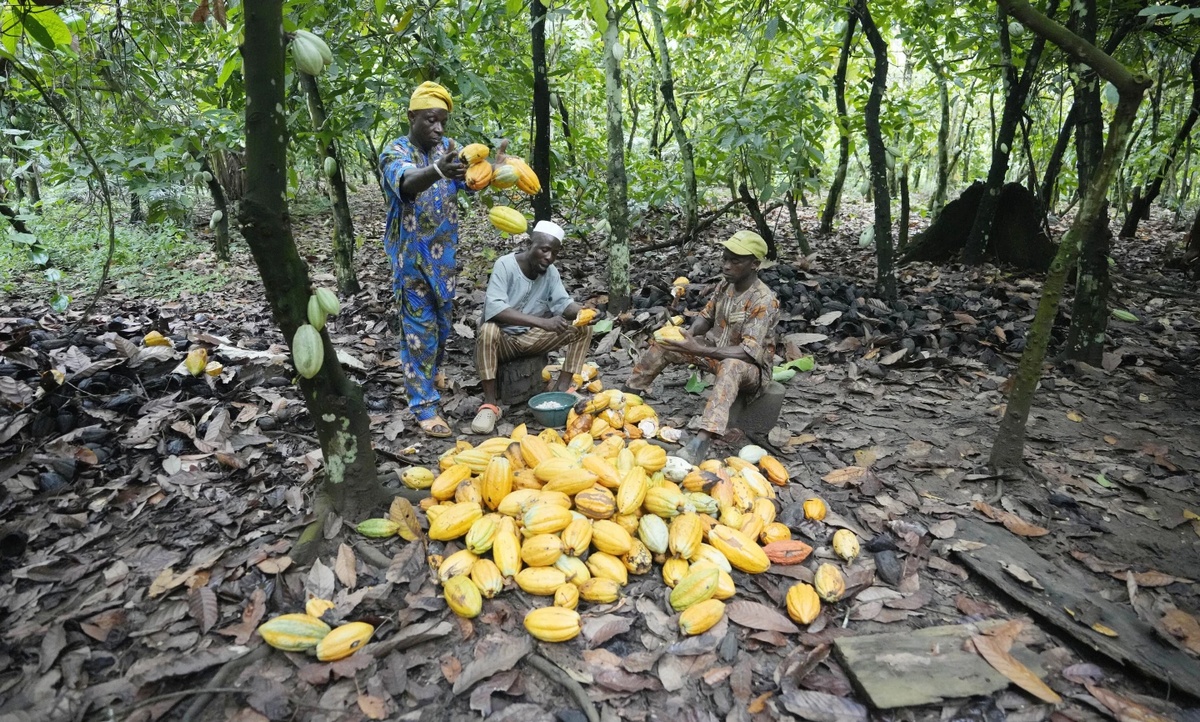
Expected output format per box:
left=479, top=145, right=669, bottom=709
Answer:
left=507, top=0, right=523, bottom=16
left=772, top=366, right=797, bottom=383
left=1094, top=473, right=1113, bottom=488
left=50, top=292, right=70, bottom=313
left=21, top=9, right=71, bottom=49
left=29, top=248, right=48, bottom=265
left=780, top=356, right=815, bottom=372
left=375, top=0, right=386, bottom=17
left=592, top=318, right=614, bottom=334
left=685, top=371, right=711, bottom=394
left=217, top=53, right=241, bottom=89
left=590, top=0, right=608, bottom=33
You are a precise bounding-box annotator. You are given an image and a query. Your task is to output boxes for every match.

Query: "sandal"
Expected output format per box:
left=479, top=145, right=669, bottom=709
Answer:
left=419, top=415, right=453, bottom=438
left=471, top=404, right=501, bottom=435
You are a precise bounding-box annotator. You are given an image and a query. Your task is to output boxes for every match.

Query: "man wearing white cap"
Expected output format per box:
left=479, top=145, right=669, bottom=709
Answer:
left=472, top=221, right=597, bottom=434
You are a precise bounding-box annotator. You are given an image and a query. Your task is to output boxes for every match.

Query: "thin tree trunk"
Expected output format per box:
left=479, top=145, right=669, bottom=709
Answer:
left=26, top=169, right=40, bottom=213
left=964, top=3, right=1051, bottom=263
left=990, top=0, right=1148, bottom=471
left=786, top=186, right=812, bottom=255
left=647, top=0, right=698, bottom=243
left=855, top=0, right=895, bottom=300
left=553, top=93, right=576, bottom=167
left=201, top=157, right=231, bottom=262
left=930, top=51, right=950, bottom=219
left=532, top=0, right=552, bottom=221
left=820, top=12, right=857, bottom=234
left=1063, top=0, right=1109, bottom=364
left=242, top=5, right=389, bottom=562
left=603, top=1, right=630, bottom=313
left=738, top=181, right=777, bottom=260
left=898, top=165, right=910, bottom=250
left=1120, top=46, right=1200, bottom=238
left=1040, top=102, right=1077, bottom=210
left=300, top=72, right=360, bottom=295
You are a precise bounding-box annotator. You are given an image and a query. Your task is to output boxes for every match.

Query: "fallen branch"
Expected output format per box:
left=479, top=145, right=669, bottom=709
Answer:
left=525, top=653, right=599, bottom=722
left=634, top=198, right=743, bottom=253
left=179, top=644, right=272, bottom=722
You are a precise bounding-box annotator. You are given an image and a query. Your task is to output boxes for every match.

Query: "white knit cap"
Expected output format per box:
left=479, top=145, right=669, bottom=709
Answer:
left=532, top=220, right=564, bottom=241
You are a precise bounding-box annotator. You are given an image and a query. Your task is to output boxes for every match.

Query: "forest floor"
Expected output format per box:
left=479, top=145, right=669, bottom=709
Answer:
left=0, top=189, right=1198, bottom=722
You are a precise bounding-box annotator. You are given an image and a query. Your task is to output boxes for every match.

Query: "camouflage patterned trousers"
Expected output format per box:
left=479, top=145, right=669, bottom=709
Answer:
left=626, top=345, right=762, bottom=436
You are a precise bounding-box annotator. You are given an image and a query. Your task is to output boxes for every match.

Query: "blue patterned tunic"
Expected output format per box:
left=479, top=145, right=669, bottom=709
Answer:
left=380, top=136, right=468, bottom=422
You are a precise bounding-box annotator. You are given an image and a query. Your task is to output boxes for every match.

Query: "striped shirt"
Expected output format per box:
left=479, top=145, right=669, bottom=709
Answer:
left=699, top=278, right=779, bottom=373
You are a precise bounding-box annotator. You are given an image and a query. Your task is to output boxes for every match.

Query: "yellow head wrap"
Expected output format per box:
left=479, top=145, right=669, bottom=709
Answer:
left=409, top=82, right=453, bottom=112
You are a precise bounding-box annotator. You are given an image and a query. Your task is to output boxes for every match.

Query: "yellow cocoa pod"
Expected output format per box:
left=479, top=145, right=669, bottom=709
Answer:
left=662, top=557, right=690, bottom=588
left=537, top=490, right=573, bottom=509
left=356, top=518, right=400, bottom=538
left=814, top=563, right=846, bottom=602
left=740, top=467, right=775, bottom=499
left=497, top=489, right=541, bottom=518
left=578, top=454, right=621, bottom=492
left=679, top=598, right=725, bottom=636
left=690, top=560, right=736, bottom=600
left=454, top=479, right=483, bottom=506
left=803, top=498, right=828, bottom=521
left=644, top=487, right=688, bottom=518
left=491, top=162, right=520, bottom=189
left=143, top=330, right=171, bottom=347
left=685, top=492, right=719, bottom=516
left=444, top=574, right=483, bottom=618
left=431, top=463, right=473, bottom=501
left=470, top=558, right=504, bottom=599
left=291, top=325, right=323, bottom=379
left=691, top=543, right=732, bottom=574
left=315, top=622, right=374, bottom=661
left=760, top=522, right=792, bottom=545
left=184, top=347, right=208, bottom=377
left=465, top=514, right=500, bottom=554
left=522, top=503, right=574, bottom=535
left=481, top=456, right=513, bottom=511
left=578, top=577, right=621, bottom=604
left=504, top=156, right=541, bottom=195
left=670, top=565, right=719, bottom=611
left=638, top=514, right=670, bottom=555
left=561, top=517, right=594, bottom=557
left=554, top=582, right=579, bottom=610
left=585, top=551, right=628, bottom=585
left=428, top=502, right=482, bottom=541
left=521, top=533, right=565, bottom=567
left=707, top=524, right=770, bottom=574
left=401, top=466, right=435, bottom=489
left=257, top=613, right=331, bottom=651
left=438, top=549, right=480, bottom=583
left=751, top=498, right=777, bottom=526
left=758, top=455, right=790, bottom=485
left=786, top=582, right=822, bottom=624
left=466, top=161, right=494, bottom=191
left=492, top=526, right=522, bottom=578
left=573, top=308, right=597, bottom=327
left=613, top=512, right=641, bottom=536
left=516, top=566, right=567, bottom=595
left=540, top=468, right=599, bottom=496
left=831, top=529, right=860, bottom=563
left=524, top=606, right=580, bottom=642
left=520, top=435, right=556, bottom=468
left=617, top=467, right=649, bottom=515
left=669, top=513, right=704, bottom=560
left=554, top=554, right=591, bottom=586
left=621, top=539, right=654, bottom=575
left=653, top=325, right=685, bottom=343
left=305, top=598, right=336, bottom=620
left=488, top=205, right=528, bottom=235
left=590, top=519, right=634, bottom=556
left=574, top=487, right=617, bottom=520
left=460, top=143, right=490, bottom=164
left=739, top=514, right=765, bottom=543
left=635, top=444, right=667, bottom=473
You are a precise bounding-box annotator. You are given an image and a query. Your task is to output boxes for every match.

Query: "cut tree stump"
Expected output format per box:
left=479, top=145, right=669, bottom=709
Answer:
left=833, top=620, right=1045, bottom=709
left=900, top=182, right=1057, bottom=271
left=954, top=518, right=1200, bottom=699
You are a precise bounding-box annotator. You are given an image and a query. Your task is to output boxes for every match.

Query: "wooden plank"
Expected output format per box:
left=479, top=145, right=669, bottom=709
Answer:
left=954, top=518, right=1200, bottom=699
left=832, top=620, right=1044, bottom=709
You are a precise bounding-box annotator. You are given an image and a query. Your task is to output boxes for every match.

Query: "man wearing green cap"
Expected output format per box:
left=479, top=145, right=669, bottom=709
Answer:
left=624, top=230, right=780, bottom=462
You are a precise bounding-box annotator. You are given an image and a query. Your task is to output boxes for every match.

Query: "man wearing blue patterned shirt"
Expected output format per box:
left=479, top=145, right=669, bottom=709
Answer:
left=379, top=82, right=469, bottom=438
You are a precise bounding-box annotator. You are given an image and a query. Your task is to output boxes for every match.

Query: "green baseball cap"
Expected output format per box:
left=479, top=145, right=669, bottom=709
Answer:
left=721, top=230, right=768, bottom=260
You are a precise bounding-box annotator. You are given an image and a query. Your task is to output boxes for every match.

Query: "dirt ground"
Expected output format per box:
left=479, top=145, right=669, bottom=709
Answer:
left=0, top=190, right=1197, bottom=722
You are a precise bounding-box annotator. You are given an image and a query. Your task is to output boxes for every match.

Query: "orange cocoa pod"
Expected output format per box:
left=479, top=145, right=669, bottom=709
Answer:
left=761, top=539, right=814, bottom=566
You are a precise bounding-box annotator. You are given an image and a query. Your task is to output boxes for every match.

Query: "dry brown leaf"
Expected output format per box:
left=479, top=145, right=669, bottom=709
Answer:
left=1071, top=549, right=1128, bottom=574
left=216, top=588, right=266, bottom=644
left=1109, top=570, right=1190, bottom=587
left=256, top=556, right=292, bottom=574
left=1085, top=683, right=1175, bottom=722
left=357, top=694, right=389, bottom=720
left=725, top=600, right=800, bottom=634
left=335, top=544, right=358, bottom=589
left=1159, top=608, right=1200, bottom=655
left=779, top=689, right=868, bottom=721
left=822, top=466, right=867, bottom=487
left=747, top=692, right=773, bottom=714
left=439, top=654, right=462, bottom=684
left=388, top=496, right=423, bottom=540
left=971, top=634, right=1062, bottom=704
left=80, top=610, right=126, bottom=643
left=1000, top=561, right=1044, bottom=590
left=188, top=586, right=219, bottom=634
left=972, top=501, right=1049, bottom=537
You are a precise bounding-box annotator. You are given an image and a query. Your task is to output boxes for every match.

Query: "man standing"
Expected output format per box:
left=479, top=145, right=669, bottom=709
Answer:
left=623, top=231, right=779, bottom=462
left=471, top=221, right=595, bottom=434
left=379, top=82, right=469, bottom=438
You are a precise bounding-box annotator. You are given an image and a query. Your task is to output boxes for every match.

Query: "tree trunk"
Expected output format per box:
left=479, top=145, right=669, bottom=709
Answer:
left=603, top=2, right=631, bottom=313
left=647, top=0, right=698, bottom=243
left=786, top=186, right=812, bottom=255
left=855, top=0, right=895, bottom=300
left=738, top=181, right=777, bottom=260
left=1063, top=0, right=1109, bottom=364
left=820, top=12, right=857, bottom=235
left=899, top=165, right=910, bottom=250
left=1119, top=46, right=1200, bottom=238
left=202, top=157, right=231, bottom=262
left=531, top=0, right=553, bottom=222
left=129, top=191, right=143, bottom=224
left=242, top=1, right=389, bottom=562
left=964, top=4, right=1051, bottom=264
left=25, top=169, right=40, bottom=213
left=554, top=93, right=577, bottom=167
left=1040, top=102, right=1076, bottom=210
left=300, top=72, right=360, bottom=295
left=930, top=51, right=950, bottom=219
left=989, top=0, right=1148, bottom=471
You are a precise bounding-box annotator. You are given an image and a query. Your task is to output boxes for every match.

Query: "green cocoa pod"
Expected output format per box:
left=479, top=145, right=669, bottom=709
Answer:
left=315, top=287, right=341, bottom=315
left=293, top=324, right=324, bottom=378
left=308, top=295, right=327, bottom=331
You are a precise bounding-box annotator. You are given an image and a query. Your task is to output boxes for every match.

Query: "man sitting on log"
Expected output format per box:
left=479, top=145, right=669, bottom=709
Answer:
left=623, top=231, right=780, bottom=462
left=472, top=221, right=596, bottom=434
